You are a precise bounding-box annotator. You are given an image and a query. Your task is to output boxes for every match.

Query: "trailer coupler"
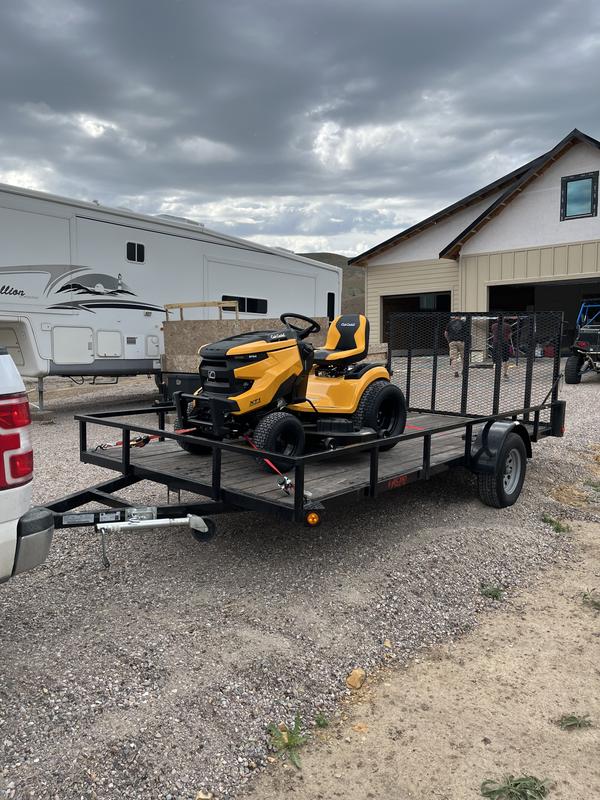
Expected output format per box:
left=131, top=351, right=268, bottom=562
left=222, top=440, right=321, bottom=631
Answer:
left=95, top=509, right=216, bottom=568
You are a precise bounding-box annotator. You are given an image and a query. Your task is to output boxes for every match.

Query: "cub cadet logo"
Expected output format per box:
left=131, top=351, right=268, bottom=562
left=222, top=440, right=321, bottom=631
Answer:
left=270, top=332, right=287, bottom=340
left=339, top=322, right=357, bottom=327
left=387, top=475, right=409, bottom=490
left=0, top=284, right=25, bottom=297
left=250, top=397, right=261, bottom=406
left=208, top=370, right=216, bottom=380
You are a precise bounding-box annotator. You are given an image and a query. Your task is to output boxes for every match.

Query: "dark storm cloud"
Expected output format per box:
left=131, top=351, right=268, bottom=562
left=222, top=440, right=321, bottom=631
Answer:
left=1, top=0, right=600, bottom=253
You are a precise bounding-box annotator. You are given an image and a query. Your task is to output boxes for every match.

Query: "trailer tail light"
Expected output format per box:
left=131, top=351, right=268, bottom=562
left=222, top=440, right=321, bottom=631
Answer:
left=0, top=393, right=33, bottom=489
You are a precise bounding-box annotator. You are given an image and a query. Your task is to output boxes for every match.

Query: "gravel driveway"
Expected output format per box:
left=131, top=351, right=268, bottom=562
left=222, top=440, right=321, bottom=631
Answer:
left=1, top=375, right=598, bottom=799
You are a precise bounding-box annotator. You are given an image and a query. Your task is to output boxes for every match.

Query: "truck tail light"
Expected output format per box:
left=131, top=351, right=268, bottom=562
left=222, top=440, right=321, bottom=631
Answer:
left=0, top=393, right=33, bottom=489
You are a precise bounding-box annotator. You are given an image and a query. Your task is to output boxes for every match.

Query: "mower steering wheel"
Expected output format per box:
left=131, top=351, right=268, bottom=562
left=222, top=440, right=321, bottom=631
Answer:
left=279, top=313, right=321, bottom=340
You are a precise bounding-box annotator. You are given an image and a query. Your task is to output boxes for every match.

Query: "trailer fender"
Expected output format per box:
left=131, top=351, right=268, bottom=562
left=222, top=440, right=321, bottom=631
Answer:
left=470, top=420, right=532, bottom=475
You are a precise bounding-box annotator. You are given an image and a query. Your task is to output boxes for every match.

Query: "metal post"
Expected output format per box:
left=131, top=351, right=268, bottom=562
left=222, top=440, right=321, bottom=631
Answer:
left=460, top=315, right=472, bottom=414
left=79, top=419, right=87, bottom=454
left=122, top=429, right=131, bottom=474
left=463, top=422, right=473, bottom=466
left=369, top=446, right=379, bottom=497
left=405, top=316, right=414, bottom=408
left=37, top=377, right=44, bottom=412
left=422, top=434, right=431, bottom=479
left=523, top=315, right=535, bottom=421
left=212, top=447, right=222, bottom=500
left=492, top=315, right=503, bottom=415
left=158, top=409, right=166, bottom=442
left=430, top=315, right=440, bottom=411
left=552, top=313, right=563, bottom=402
left=294, top=463, right=305, bottom=521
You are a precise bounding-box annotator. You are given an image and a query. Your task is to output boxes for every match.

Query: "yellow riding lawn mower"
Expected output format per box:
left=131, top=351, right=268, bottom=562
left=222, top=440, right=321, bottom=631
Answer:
left=174, top=313, right=406, bottom=470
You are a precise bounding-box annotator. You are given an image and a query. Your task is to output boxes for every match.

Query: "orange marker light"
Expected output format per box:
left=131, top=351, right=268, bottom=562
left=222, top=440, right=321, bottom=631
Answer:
left=306, top=511, right=321, bottom=526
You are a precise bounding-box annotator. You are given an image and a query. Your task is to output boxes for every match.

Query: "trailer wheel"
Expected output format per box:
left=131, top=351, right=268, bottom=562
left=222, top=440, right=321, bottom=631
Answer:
left=477, top=432, right=527, bottom=508
left=191, top=517, right=216, bottom=542
left=565, top=354, right=583, bottom=384
left=253, top=412, right=305, bottom=472
left=355, top=380, right=407, bottom=451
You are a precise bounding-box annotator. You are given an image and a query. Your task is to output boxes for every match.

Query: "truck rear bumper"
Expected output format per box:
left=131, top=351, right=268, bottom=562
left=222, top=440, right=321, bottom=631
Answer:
left=13, top=506, right=54, bottom=576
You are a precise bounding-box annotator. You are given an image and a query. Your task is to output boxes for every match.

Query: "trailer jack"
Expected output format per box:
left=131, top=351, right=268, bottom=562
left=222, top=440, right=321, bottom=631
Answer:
left=96, top=509, right=216, bottom=567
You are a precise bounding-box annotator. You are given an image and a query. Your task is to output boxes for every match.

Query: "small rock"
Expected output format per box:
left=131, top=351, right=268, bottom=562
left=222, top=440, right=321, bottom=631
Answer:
left=196, top=791, right=213, bottom=800
left=346, top=668, right=366, bottom=690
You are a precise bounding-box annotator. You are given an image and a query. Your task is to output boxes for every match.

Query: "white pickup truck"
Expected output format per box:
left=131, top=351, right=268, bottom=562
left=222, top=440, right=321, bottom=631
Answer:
left=0, top=348, right=54, bottom=582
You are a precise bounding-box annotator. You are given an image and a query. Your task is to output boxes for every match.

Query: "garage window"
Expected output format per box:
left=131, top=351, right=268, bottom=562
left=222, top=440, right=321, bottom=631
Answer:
left=560, top=172, right=598, bottom=220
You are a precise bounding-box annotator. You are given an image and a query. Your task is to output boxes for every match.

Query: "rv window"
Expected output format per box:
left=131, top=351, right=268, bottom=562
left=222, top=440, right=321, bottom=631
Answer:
left=221, top=295, right=268, bottom=314
left=222, top=295, right=246, bottom=312
left=126, top=242, right=146, bottom=263
left=327, top=292, right=335, bottom=321
left=246, top=297, right=268, bottom=314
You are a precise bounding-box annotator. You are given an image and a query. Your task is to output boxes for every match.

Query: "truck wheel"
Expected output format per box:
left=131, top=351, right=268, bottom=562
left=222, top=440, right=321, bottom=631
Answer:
left=253, top=412, right=305, bottom=472
left=477, top=432, right=527, bottom=508
left=565, top=354, right=583, bottom=384
left=355, top=380, right=407, bottom=451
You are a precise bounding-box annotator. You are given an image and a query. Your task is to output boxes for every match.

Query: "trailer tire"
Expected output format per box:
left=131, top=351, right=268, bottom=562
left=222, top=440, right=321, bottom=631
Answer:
left=253, top=412, right=305, bottom=472
left=565, top=354, right=583, bottom=384
left=355, top=380, right=407, bottom=451
left=477, top=432, right=527, bottom=508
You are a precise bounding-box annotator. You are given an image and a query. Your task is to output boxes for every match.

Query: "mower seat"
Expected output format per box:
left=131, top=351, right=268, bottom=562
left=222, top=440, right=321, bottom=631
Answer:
left=313, top=314, right=369, bottom=366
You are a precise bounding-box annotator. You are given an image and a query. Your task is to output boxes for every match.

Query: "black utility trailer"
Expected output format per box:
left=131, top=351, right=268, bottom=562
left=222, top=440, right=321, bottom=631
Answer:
left=45, top=313, right=565, bottom=542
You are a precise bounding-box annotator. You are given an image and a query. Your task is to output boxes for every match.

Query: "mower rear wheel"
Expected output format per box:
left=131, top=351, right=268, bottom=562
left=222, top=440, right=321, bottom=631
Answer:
left=355, top=380, right=407, bottom=451
left=253, top=411, right=305, bottom=472
left=565, top=354, right=583, bottom=384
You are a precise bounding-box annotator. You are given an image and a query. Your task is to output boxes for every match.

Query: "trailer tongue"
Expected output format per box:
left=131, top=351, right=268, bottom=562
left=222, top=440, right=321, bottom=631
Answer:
left=42, top=312, right=565, bottom=565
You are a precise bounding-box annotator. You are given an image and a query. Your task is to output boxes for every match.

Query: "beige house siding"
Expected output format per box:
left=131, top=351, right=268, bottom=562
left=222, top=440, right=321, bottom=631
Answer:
left=366, top=259, right=460, bottom=344
left=460, top=238, right=600, bottom=311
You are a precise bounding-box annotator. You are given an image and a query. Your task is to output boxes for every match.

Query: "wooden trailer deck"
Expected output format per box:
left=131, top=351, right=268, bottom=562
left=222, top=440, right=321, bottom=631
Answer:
left=90, top=413, right=483, bottom=510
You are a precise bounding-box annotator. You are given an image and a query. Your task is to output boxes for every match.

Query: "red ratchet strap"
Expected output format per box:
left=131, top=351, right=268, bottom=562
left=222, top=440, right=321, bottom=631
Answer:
left=95, top=427, right=197, bottom=451
left=242, top=434, right=288, bottom=478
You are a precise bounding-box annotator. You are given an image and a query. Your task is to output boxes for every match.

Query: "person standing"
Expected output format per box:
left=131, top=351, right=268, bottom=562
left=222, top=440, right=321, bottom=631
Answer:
left=491, top=317, right=513, bottom=379
left=444, top=315, right=466, bottom=378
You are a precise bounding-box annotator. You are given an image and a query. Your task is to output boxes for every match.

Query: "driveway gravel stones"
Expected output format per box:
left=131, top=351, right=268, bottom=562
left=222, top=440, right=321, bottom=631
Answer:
left=1, top=375, right=598, bottom=799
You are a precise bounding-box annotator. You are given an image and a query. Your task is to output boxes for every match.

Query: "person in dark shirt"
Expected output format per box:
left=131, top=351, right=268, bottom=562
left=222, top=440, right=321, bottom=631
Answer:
left=491, top=318, right=513, bottom=378
left=444, top=315, right=466, bottom=377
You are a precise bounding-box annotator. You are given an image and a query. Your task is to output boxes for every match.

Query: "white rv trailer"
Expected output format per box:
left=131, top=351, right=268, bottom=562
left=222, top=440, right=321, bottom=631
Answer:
left=0, top=182, right=341, bottom=391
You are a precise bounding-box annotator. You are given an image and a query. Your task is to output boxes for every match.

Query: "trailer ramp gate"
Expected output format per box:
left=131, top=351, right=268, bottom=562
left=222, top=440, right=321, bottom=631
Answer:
left=45, top=312, right=565, bottom=537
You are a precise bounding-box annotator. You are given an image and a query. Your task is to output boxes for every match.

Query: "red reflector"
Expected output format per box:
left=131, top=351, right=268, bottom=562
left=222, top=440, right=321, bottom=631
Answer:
left=576, top=340, right=589, bottom=349
left=0, top=393, right=31, bottom=429
left=10, top=450, right=33, bottom=479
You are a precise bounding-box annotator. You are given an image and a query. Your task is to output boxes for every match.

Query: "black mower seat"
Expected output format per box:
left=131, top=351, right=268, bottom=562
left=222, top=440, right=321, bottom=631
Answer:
left=314, top=314, right=369, bottom=366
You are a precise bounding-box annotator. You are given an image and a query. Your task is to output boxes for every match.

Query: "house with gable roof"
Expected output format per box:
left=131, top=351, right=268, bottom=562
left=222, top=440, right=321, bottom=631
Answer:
left=350, top=128, right=600, bottom=347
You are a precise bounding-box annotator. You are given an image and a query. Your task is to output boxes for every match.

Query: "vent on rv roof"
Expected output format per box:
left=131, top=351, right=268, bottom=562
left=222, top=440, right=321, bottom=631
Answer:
left=156, top=213, right=204, bottom=227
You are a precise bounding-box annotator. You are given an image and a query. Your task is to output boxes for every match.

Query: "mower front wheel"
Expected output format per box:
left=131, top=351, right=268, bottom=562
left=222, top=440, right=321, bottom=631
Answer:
left=355, top=380, right=407, bottom=451
left=253, top=412, right=305, bottom=472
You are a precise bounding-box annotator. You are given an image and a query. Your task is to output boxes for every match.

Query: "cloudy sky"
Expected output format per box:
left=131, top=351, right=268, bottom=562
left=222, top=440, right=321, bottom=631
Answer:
left=1, top=0, right=600, bottom=256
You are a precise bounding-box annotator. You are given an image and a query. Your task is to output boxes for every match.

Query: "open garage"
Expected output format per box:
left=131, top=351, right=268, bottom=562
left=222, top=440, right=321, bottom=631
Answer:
left=489, top=277, right=600, bottom=349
